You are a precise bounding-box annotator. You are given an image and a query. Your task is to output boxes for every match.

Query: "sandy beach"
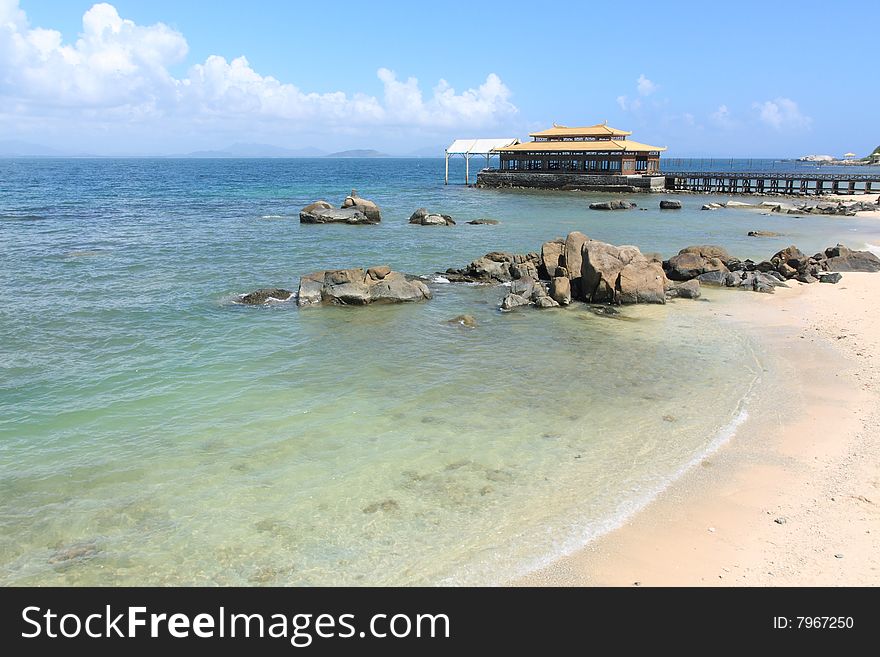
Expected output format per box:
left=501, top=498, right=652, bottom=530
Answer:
left=516, top=273, right=880, bottom=586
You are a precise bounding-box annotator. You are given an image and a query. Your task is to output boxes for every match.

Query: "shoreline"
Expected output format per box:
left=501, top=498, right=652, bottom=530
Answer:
left=514, top=274, right=880, bottom=586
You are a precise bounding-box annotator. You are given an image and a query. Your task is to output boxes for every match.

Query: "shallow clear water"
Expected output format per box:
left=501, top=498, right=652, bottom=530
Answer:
left=1, top=158, right=877, bottom=585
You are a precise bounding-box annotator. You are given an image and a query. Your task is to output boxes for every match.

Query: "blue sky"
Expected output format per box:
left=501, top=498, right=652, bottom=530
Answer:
left=2, top=0, right=878, bottom=156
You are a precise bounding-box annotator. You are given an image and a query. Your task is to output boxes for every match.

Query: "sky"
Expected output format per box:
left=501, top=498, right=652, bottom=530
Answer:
left=1, top=0, right=878, bottom=157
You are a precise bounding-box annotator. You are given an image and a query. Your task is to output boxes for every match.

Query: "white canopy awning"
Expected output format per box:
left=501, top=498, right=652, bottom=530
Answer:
left=445, top=138, right=519, bottom=155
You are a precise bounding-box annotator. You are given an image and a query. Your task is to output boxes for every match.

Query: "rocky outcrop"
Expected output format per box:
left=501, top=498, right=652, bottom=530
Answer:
left=769, top=199, right=879, bottom=217
left=659, top=199, right=682, bottom=210
left=296, top=267, right=431, bottom=307
left=342, top=190, right=382, bottom=222
left=821, top=244, right=880, bottom=272
left=664, top=245, right=732, bottom=281
left=238, top=288, right=294, bottom=305
left=409, top=208, right=456, bottom=226
left=589, top=200, right=637, bottom=210
left=697, top=270, right=787, bottom=293
left=581, top=240, right=666, bottom=304
left=445, top=251, right=541, bottom=284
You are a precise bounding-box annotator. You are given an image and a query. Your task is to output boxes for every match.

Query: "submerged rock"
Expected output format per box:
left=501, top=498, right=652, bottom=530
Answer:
left=238, top=288, right=293, bottom=304
left=409, top=208, right=456, bottom=226
left=466, top=219, right=500, bottom=225
left=447, top=314, right=477, bottom=328
left=300, top=206, right=376, bottom=225
left=748, top=230, right=783, bottom=237
left=589, top=200, right=637, bottom=210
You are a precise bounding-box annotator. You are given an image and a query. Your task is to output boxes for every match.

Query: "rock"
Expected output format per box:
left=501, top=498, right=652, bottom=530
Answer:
left=564, top=232, right=589, bottom=298
left=581, top=240, right=666, bottom=304
left=819, top=272, right=842, bottom=284
left=748, top=230, right=783, bottom=237
left=696, top=270, right=738, bottom=287
left=589, top=200, right=637, bottom=210
left=297, top=268, right=431, bottom=307
left=659, top=199, right=682, bottom=209
left=679, top=245, right=732, bottom=264
left=796, top=272, right=818, bottom=284
left=665, top=251, right=728, bottom=281
left=540, top=238, right=566, bottom=280
left=466, top=219, right=499, bottom=225
left=701, top=203, right=723, bottom=210
left=822, top=244, right=880, bottom=272
left=300, top=206, right=376, bottom=225
left=666, top=279, right=701, bottom=299
left=238, top=288, right=293, bottom=305
left=724, top=200, right=752, bottom=207
left=774, top=517, right=787, bottom=525
left=534, top=296, right=560, bottom=309
left=367, top=265, right=391, bottom=280
left=770, top=245, right=809, bottom=276
left=510, top=261, right=539, bottom=281
left=299, top=200, right=333, bottom=219
left=296, top=272, right=325, bottom=307
left=501, top=293, right=530, bottom=310
left=342, top=190, right=382, bottom=222
left=448, top=252, right=516, bottom=283
left=447, top=314, right=477, bottom=328
left=409, top=208, right=455, bottom=226
left=510, top=277, right=542, bottom=299
left=549, top=276, right=572, bottom=305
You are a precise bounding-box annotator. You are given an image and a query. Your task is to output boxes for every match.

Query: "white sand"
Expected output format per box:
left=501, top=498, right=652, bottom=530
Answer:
left=515, top=274, right=880, bottom=586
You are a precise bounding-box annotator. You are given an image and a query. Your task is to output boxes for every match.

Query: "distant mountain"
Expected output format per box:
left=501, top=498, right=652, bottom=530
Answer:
left=178, top=143, right=327, bottom=158
left=324, top=149, right=390, bottom=158
left=0, top=140, right=70, bottom=157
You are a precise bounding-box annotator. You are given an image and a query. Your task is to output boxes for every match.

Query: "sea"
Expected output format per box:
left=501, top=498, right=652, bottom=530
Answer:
left=2, top=157, right=880, bottom=585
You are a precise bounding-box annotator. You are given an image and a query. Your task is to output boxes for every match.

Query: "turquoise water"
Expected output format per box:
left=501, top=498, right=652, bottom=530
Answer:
left=2, top=158, right=878, bottom=585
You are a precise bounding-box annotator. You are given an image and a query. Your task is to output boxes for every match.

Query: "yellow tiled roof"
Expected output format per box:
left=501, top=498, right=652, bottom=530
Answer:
left=528, top=123, right=632, bottom=138
left=494, top=139, right=666, bottom=153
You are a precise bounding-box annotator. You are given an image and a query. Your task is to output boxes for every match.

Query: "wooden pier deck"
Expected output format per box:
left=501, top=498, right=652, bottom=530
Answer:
left=663, top=171, right=880, bottom=195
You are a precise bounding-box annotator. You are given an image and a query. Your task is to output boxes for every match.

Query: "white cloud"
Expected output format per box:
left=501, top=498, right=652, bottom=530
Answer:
left=710, top=104, right=734, bottom=129
left=752, top=97, right=811, bottom=130
left=636, top=74, right=658, bottom=96
left=616, top=95, right=641, bottom=112
left=0, top=1, right=517, bottom=142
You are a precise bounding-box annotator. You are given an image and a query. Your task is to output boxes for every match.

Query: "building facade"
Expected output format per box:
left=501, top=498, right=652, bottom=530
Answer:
left=492, top=123, right=665, bottom=175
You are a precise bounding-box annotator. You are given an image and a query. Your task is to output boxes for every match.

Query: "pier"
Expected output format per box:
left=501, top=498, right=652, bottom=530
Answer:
left=662, top=171, right=880, bottom=195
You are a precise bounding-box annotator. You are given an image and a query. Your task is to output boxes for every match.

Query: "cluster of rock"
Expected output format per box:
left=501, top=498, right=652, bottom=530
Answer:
left=300, top=190, right=382, bottom=224
left=700, top=198, right=878, bottom=216
left=409, top=208, right=456, bottom=226
left=765, top=199, right=879, bottom=216
left=663, top=243, right=880, bottom=291
left=446, top=232, right=668, bottom=309
left=295, top=267, right=431, bottom=306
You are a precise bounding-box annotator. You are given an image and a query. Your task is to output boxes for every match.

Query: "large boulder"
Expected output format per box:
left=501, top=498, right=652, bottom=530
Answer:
left=665, top=279, right=701, bottom=299
left=659, top=199, right=682, bottom=209
left=549, top=276, right=572, bottom=305
left=581, top=240, right=666, bottom=304
left=564, top=232, right=590, bottom=298
left=238, top=288, right=293, bottom=305
left=341, top=190, right=382, bottom=222
left=539, top=238, right=566, bottom=280
left=821, top=244, right=880, bottom=272
left=770, top=245, right=809, bottom=276
left=409, top=208, right=455, bottom=226
left=664, top=245, right=732, bottom=281
left=296, top=268, right=431, bottom=307
left=501, top=293, right=530, bottom=310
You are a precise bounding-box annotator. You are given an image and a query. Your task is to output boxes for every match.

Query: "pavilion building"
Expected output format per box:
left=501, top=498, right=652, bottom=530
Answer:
left=492, top=123, right=665, bottom=175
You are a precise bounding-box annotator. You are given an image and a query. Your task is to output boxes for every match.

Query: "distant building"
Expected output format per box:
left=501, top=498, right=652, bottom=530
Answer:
left=492, top=123, right=666, bottom=175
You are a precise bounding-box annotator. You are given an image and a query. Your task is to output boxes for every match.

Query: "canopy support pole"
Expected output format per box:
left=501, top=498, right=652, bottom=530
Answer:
left=445, top=152, right=449, bottom=185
